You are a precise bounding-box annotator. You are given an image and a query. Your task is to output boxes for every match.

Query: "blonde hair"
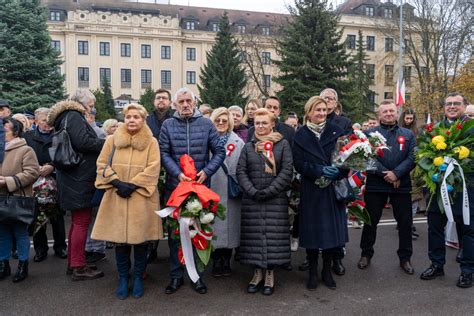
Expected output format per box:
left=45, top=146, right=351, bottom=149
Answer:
left=303, top=96, right=327, bottom=124
left=123, top=103, right=147, bottom=119
left=254, top=108, right=275, bottom=123
left=242, top=99, right=262, bottom=125
left=12, top=113, right=30, bottom=131
left=102, top=119, right=119, bottom=135
left=210, top=107, right=234, bottom=132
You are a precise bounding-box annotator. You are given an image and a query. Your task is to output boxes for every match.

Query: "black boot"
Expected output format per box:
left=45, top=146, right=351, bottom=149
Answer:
left=307, top=252, right=318, bottom=290
left=12, top=260, right=28, bottom=283
left=222, top=250, right=232, bottom=277
left=0, top=260, right=11, bottom=280
left=212, top=258, right=223, bottom=278
left=321, top=254, right=336, bottom=290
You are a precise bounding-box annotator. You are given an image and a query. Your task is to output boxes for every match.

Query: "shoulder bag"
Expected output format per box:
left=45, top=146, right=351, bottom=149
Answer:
left=221, top=163, right=242, bottom=199
left=0, top=176, right=38, bottom=225
left=48, top=113, right=82, bottom=170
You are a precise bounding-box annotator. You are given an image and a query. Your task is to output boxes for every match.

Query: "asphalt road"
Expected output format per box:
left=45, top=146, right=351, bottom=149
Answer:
left=1, top=212, right=472, bottom=315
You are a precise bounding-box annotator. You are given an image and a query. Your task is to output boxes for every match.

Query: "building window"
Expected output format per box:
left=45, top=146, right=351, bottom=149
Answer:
left=262, top=52, right=271, bottom=65
left=141, top=44, right=151, bottom=58
left=185, top=21, right=196, bottom=30
left=78, top=41, right=88, bottom=55
left=404, top=66, right=412, bottom=85
left=421, top=66, right=428, bottom=77
left=365, top=6, right=374, bottom=16
left=99, top=68, right=111, bottom=87
left=161, top=70, right=172, bottom=89
left=51, top=40, right=61, bottom=52
left=78, top=67, right=89, bottom=88
left=186, top=48, right=196, bottom=61
left=161, top=46, right=171, bottom=59
left=384, top=8, right=393, bottom=18
left=263, top=75, right=271, bottom=89
left=385, top=65, right=394, bottom=85
left=186, top=71, right=196, bottom=84
left=385, top=38, right=393, bottom=52
left=346, top=34, right=356, bottom=50
left=262, top=27, right=270, bottom=36
left=50, top=11, right=61, bottom=21
left=237, top=25, right=246, bottom=34
left=211, top=23, right=219, bottom=32
left=121, top=43, right=131, bottom=57
left=384, top=92, right=394, bottom=100
left=404, top=39, right=411, bottom=53
left=141, top=69, right=152, bottom=88
left=239, top=51, right=248, bottom=63
left=366, top=64, right=375, bottom=84
left=99, top=42, right=110, bottom=56
left=368, top=90, right=375, bottom=103
left=121, top=69, right=132, bottom=89
left=366, top=36, right=375, bottom=51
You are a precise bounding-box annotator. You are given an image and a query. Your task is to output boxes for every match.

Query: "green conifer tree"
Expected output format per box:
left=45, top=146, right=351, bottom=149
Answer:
left=0, top=0, right=65, bottom=111
left=139, top=86, right=156, bottom=113
left=198, top=12, right=247, bottom=107
left=274, top=0, right=352, bottom=114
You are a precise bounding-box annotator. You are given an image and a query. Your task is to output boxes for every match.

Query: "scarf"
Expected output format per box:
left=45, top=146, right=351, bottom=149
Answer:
left=254, top=132, right=283, bottom=175
left=307, top=121, right=326, bottom=139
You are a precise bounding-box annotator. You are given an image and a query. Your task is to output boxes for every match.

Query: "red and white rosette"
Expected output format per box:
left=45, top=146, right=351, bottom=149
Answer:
left=264, top=141, right=273, bottom=158
left=226, top=144, right=235, bottom=157
left=397, top=136, right=406, bottom=151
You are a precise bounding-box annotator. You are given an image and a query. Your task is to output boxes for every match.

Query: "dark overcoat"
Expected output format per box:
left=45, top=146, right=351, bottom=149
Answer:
left=236, top=137, right=293, bottom=268
left=293, top=124, right=348, bottom=250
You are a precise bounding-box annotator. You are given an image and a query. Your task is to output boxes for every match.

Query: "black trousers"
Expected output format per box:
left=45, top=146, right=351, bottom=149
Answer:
left=33, top=214, right=67, bottom=254
left=360, top=192, right=413, bottom=262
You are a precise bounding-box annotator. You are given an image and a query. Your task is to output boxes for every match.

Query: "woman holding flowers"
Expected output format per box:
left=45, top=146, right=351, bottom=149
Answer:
left=292, top=96, right=348, bottom=291
left=209, top=107, right=244, bottom=277
left=237, top=108, right=293, bottom=296
left=92, top=104, right=162, bottom=299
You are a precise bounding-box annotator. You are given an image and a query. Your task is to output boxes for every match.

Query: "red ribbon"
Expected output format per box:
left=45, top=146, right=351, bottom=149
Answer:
left=397, top=136, right=406, bottom=151
left=341, top=139, right=362, bottom=152
left=226, top=144, right=235, bottom=157
left=264, top=142, right=273, bottom=158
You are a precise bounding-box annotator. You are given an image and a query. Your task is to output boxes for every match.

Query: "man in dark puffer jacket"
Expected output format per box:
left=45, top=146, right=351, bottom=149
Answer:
left=159, top=87, right=225, bottom=295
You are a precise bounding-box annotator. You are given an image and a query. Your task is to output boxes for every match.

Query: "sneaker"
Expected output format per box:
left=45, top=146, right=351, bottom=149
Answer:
left=86, top=252, right=106, bottom=264
left=290, top=238, right=299, bottom=252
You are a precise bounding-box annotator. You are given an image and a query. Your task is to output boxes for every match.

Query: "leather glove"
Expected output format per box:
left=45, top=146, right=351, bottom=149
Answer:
left=322, top=166, right=340, bottom=180
left=111, top=180, right=137, bottom=198
left=254, top=190, right=267, bottom=201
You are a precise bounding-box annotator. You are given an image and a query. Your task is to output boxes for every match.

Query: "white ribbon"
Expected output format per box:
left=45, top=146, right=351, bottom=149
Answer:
left=440, top=157, right=470, bottom=225
left=155, top=207, right=200, bottom=282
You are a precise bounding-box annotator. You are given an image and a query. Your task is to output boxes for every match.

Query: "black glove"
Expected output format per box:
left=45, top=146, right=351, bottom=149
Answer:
left=322, top=166, right=340, bottom=180
left=254, top=190, right=267, bottom=201
left=111, top=180, right=137, bottom=198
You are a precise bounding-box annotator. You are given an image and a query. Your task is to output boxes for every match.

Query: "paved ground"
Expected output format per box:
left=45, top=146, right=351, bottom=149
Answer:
left=1, top=212, right=472, bottom=315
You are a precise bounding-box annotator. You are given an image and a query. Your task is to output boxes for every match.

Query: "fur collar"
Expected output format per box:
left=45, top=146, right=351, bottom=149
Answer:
left=47, top=100, right=85, bottom=126
left=113, top=123, right=153, bottom=151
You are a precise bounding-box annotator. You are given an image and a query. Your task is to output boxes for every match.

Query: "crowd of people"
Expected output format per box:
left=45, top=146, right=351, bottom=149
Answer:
left=0, top=87, right=473, bottom=300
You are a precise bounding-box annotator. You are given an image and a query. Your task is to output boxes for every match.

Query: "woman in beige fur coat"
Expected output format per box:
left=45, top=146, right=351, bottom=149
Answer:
left=92, top=104, right=162, bottom=300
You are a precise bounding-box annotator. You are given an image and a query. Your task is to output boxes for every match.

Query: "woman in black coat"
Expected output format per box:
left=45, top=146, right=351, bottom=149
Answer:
left=237, top=108, right=293, bottom=296
left=293, top=96, right=348, bottom=291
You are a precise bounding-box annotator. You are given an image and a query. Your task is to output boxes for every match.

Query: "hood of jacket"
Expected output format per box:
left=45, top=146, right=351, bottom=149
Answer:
left=172, top=109, right=203, bottom=121
left=113, top=122, right=154, bottom=151
left=5, top=137, right=27, bottom=151
left=47, top=100, right=86, bottom=126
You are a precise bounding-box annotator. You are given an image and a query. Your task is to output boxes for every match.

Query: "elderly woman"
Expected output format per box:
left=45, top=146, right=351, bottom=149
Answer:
left=293, top=96, right=348, bottom=291
left=229, top=105, right=248, bottom=141
left=47, top=91, right=105, bottom=281
left=242, top=99, right=261, bottom=128
left=11, top=114, right=31, bottom=132
left=236, top=108, right=293, bottom=296
left=0, top=118, right=40, bottom=282
left=209, top=107, right=244, bottom=278
left=102, top=119, right=119, bottom=136
left=92, top=104, right=162, bottom=300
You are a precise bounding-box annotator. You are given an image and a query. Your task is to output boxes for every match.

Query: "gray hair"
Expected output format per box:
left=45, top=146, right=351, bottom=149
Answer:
left=320, top=88, right=338, bottom=101
left=228, top=105, right=243, bottom=115
left=71, top=89, right=96, bottom=107
left=173, top=87, right=195, bottom=103
left=34, top=107, right=50, bottom=119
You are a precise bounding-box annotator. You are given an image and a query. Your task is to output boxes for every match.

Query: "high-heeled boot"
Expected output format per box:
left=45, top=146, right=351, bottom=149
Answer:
left=12, top=260, right=28, bottom=283
left=321, top=254, right=336, bottom=290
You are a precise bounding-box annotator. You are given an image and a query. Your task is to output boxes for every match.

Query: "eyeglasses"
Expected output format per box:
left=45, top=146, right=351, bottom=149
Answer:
left=155, top=96, right=169, bottom=100
left=215, top=118, right=228, bottom=124
left=444, top=101, right=462, bottom=107
left=323, top=96, right=336, bottom=102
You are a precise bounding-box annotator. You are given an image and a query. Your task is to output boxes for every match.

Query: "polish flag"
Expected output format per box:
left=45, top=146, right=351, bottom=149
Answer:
left=396, top=79, right=405, bottom=107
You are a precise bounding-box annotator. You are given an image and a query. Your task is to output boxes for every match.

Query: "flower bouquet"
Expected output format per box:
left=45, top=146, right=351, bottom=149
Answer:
left=156, top=155, right=225, bottom=282
left=32, top=175, right=62, bottom=234
left=415, top=119, right=473, bottom=224
left=347, top=171, right=371, bottom=225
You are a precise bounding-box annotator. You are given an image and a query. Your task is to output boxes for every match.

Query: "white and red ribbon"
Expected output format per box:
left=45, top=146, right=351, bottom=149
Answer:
left=440, top=157, right=470, bottom=225
left=226, top=144, right=235, bottom=157
left=397, top=136, right=406, bottom=151
left=264, top=142, right=273, bottom=158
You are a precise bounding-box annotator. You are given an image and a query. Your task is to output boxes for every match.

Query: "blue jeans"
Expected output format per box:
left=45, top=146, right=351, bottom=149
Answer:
left=0, top=222, right=30, bottom=261
left=85, top=207, right=105, bottom=253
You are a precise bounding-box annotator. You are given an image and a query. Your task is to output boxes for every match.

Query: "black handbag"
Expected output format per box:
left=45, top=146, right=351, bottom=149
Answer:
left=0, top=176, right=38, bottom=225
left=333, top=178, right=356, bottom=203
left=49, top=113, right=82, bottom=170
left=91, top=145, right=116, bottom=207
left=221, top=163, right=242, bottom=199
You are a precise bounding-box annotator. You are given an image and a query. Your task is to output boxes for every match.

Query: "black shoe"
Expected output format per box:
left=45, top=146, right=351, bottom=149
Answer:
left=193, top=278, right=207, bottom=294
left=400, top=261, right=415, bottom=275
left=0, top=260, right=11, bottom=280
left=33, top=251, right=48, bottom=263
left=420, top=265, right=444, bottom=280
left=54, top=249, right=67, bottom=259
left=12, top=261, right=28, bottom=283
left=332, top=259, right=345, bottom=276
left=165, top=277, right=184, bottom=294
left=86, top=252, right=106, bottom=264
left=298, top=259, right=310, bottom=271
left=456, top=249, right=463, bottom=263
left=222, top=258, right=232, bottom=277
left=456, top=272, right=472, bottom=288
left=357, top=256, right=371, bottom=269
left=147, top=248, right=158, bottom=264
left=212, top=258, right=223, bottom=278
